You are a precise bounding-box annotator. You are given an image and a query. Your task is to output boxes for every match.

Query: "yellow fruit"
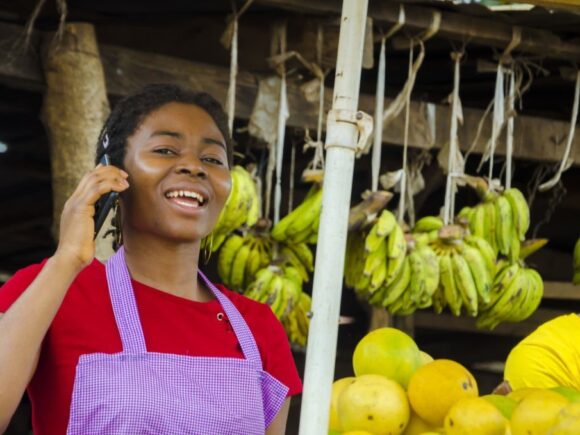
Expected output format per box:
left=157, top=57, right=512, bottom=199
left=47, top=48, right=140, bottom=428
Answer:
left=407, top=359, right=478, bottom=428
left=341, top=432, right=375, bottom=435
left=551, top=386, right=580, bottom=403
left=482, top=394, right=518, bottom=419
left=444, top=397, right=508, bottom=435
left=329, top=377, right=356, bottom=432
left=403, top=412, right=436, bottom=435
left=549, top=403, right=580, bottom=434
left=507, top=387, right=544, bottom=403
left=510, top=390, right=569, bottom=435
left=419, top=351, right=434, bottom=366
left=353, top=327, right=422, bottom=389
left=338, top=374, right=410, bottom=435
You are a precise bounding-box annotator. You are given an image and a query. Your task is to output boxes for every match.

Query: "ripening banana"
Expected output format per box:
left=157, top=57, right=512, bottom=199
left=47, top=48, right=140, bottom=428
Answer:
left=460, top=243, right=492, bottom=306
left=495, top=194, right=513, bottom=256
left=438, top=252, right=462, bottom=316
left=503, top=188, right=530, bottom=241
left=451, top=252, right=478, bottom=317
left=272, top=185, right=322, bottom=244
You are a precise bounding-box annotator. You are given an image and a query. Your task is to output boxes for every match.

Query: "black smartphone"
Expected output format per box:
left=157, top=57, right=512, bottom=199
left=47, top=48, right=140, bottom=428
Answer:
left=93, top=154, right=119, bottom=239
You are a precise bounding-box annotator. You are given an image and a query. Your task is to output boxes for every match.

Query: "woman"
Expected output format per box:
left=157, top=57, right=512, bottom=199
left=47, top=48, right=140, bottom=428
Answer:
left=0, top=84, right=302, bottom=434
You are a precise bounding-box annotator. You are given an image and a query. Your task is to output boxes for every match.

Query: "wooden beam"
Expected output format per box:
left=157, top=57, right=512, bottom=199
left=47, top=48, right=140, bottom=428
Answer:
left=543, top=281, right=580, bottom=300
left=255, top=0, right=580, bottom=62
left=414, top=307, right=569, bottom=337
left=1, top=22, right=578, bottom=164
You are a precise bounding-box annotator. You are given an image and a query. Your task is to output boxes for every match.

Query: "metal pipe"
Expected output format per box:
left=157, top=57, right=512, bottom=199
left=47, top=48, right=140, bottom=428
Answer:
left=298, top=0, right=369, bottom=433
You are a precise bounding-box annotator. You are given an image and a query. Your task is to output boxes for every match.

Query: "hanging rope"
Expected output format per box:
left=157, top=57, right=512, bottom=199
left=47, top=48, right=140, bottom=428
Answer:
left=443, top=52, right=464, bottom=225
left=221, top=0, right=255, bottom=135
left=397, top=44, right=414, bottom=224
left=538, top=70, right=580, bottom=192
left=371, top=6, right=405, bottom=192
left=273, top=22, right=288, bottom=225
left=505, top=69, right=516, bottom=189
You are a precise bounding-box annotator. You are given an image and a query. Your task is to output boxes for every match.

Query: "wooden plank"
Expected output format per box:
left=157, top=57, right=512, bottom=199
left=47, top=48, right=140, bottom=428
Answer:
left=543, top=281, right=580, bottom=300
left=0, top=22, right=578, bottom=164
left=414, top=307, right=569, bottom=337
left=256, top=0, right=580, bottom=62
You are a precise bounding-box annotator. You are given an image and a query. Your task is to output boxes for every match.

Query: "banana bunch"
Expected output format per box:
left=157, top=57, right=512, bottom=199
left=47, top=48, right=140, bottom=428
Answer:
left=428, top=225, right=496, bottom=317
left=282, top=292, right=312, bottom=348
left=463, top=186, right=530, bottom=262
left=271, top=184, right=322, bottom=245
left=244, top=265, right=303, bottom=320
left=217, top=231, right=273, bottom=291
left=476, top=260, right=544, bottom=330
left=368, top=242, right=440, bottom=316
left=574, top=238, right=580, bottom=285
left=344, top=210, right=407, bottom=296
left=277, top=241, right=314, bottom=283
left=210, top=165, right=261, bottom=251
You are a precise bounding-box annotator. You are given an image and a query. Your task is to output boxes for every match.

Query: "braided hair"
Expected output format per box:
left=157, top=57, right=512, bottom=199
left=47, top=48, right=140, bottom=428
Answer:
left=95, top=84, right=233, bottom=168
left=95, top=84, right=234, bottom=250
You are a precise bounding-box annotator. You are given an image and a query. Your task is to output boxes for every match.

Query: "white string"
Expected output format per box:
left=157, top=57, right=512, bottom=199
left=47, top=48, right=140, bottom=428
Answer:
left=443, top=52, right=463, bottom=225
left=538, top=70, right=580, bottom=192
left=226, top=18, right=238, bottom=135
left=273, top=23, right=288, bottom=225
left=371, top=38, right=386, bottom=192
left=488, top=64, right=505, bottom=182
left=397, top=44, right=414, bottom=224
left=505, top=70, right=516, bottom=189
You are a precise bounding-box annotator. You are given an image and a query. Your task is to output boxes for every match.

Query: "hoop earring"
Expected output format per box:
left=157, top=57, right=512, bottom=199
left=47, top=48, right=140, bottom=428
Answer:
left=202, top=234, right=214, bottom=264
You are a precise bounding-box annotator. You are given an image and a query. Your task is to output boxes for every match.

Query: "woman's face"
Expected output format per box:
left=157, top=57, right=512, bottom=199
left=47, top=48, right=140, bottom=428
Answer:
left=121, top=102, right=231, bottom=242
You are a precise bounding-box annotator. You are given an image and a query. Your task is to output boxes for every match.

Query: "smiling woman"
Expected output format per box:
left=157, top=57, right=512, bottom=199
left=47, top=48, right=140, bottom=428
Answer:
left=0, top=84, right=302, bottom=435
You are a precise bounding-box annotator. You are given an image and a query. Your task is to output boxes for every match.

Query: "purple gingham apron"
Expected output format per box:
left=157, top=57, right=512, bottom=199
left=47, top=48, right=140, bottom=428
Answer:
left=66, top=247, right=288, bottom=434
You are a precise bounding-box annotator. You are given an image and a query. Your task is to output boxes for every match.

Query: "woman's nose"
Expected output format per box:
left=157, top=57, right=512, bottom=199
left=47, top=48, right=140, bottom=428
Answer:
left=175, top=155, right=207, bottom=178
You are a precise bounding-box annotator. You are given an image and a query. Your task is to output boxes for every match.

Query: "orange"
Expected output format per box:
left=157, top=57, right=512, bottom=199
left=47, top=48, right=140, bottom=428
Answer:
left=407, top=359, right=478, bottom=427
left=353, top=327, right=422, bottom=389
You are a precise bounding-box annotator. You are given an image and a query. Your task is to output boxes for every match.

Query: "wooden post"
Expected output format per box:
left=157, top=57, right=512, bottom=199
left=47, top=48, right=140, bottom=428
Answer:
left=40, top=23, right=113, bottom=260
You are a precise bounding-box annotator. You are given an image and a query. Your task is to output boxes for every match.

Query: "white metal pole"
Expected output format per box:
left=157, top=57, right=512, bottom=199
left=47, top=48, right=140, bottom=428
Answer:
left=298, top=1, right=369, bottom=434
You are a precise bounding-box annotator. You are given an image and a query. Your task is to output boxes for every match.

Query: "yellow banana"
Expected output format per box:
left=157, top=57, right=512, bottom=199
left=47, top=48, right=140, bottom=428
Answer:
left=217, top=234, right=245, bottom=286
left=439, top=253, right=461, bottom=316
left=408, top=250, right=427, bottom=304
left=365, top=222, right=387, bottom=253
left=414, top=216, right=444, bottom=233
left=229, top=243, right=251, bottom=290
left=375, top=209, right=397, bottom=237
left=387, top=224, right=406, bottom=260
left=460, top=244, right=492, bottom=306
left=469, top=205, right=487, bottom=240
left=483, top=201, right=499, bottom=255
left=363, top=240, right=388, bottom=276
left=495, top=195, right=513, bottom=256
left=503, top=188, right=530, bottom=241
left=464, top=235, right=496, bottom=277
left=451, top=253, right=478, bottom=316
left=282, top=188, right=323, bottom=239
left=287, top=242, right=314, bottom=272
left=369, top=261, right=388, bottom=293
left=382, top=257, right=411, bottom=306
left=417, top=245, right=439, bottom=297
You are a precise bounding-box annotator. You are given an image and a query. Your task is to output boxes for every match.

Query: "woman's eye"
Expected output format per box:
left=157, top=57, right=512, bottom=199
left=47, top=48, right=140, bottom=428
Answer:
left=202, top=156, right=224, bottom=165
left=154, top=148, right=176, bottom=155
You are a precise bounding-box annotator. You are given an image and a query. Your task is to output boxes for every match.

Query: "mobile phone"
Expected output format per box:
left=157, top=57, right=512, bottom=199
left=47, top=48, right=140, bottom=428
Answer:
left=93, top=154, right=119, bottom=239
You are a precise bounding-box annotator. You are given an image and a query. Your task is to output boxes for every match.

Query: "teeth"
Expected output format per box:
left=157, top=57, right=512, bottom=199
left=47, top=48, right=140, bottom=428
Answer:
left=166, top=190, right=204, bottom=203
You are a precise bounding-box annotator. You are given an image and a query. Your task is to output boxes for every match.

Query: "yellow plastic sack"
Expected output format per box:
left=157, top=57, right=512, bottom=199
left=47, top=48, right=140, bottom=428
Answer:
left=505, top=313, right=580, bottom=391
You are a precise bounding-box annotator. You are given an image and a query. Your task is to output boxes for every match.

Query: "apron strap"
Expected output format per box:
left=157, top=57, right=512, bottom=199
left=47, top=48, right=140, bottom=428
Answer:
left=106, top=247, right=148, bottom=353
left=198, top=270, right=263, bottom=370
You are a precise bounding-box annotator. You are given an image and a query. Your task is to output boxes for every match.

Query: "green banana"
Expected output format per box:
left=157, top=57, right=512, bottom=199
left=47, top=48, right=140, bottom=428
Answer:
left=375, top=209, right=397, bottom=237
left=451, top=253, right=478, bottom=316
left=382, top=257, right=411, bottom=306
left=387, top=224, right=406, bottom=259
left=503, top=188, right=530, bottom=241
left=439, top=253, right=462, bottom=316
left=495, top=195, right=513, bottom=256
left=414, top=216, right=444, bottom=233
left=460, top=244, right=492, bottom=306
left=465, top=235, right=496, bottom=277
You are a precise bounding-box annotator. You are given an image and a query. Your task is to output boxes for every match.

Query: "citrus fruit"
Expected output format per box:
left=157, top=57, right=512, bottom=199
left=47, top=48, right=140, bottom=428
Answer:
left=549, top=402, right=580, bottom=434
left=444, top=396, right=508, bottom=435
left=407, top=359, right=478, bottom=427
left=419, top=350, right=434, bottom=366
left=328, top=377, right=355, bottom=432
left=482, top=394, right=518, bottom=419
left=507, top=387, right=544, bottom=403
left=510, top=389, right=569, bottom=435
left=353, top=327, right=422, bottom=388
left=403, top=411, right=436, bottom=435
left=341, top=432, right=375, bottom=435
left=338, top=374, right=410, bottom=435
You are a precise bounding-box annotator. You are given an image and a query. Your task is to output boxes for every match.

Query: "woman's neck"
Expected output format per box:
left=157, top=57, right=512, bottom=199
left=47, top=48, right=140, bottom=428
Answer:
left=121, top=233, right=212, bottom=302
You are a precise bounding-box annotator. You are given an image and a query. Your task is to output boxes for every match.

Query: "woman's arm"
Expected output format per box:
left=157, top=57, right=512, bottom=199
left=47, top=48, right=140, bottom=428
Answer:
left=266, top=397, right=291, bottom=435
left=0, top=165, right=129, bottom=430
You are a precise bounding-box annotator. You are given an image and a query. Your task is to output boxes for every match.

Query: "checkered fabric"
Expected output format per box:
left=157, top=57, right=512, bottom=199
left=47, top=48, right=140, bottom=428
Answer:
left=66, top=247, right=288, bottom=434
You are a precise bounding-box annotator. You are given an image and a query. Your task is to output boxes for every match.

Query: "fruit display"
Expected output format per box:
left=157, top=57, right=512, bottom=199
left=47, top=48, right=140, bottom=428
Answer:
left=210, top=165, right=261, bottom=251
left=574, top=238, right=580, bottom=285
left=271, top=184, right=322, bottom=245
left=328, top=327, right=580, bottom=435
left=281, top=291, right=312, bottom=348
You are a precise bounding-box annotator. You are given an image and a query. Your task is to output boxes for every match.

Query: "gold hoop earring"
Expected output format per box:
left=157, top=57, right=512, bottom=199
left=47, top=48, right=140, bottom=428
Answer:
left=202, top=234, right=214, bottom=264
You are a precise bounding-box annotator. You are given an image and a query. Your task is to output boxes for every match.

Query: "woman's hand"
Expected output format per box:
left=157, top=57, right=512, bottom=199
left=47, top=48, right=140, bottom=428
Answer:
left=55, top=165, right=129, bottom=270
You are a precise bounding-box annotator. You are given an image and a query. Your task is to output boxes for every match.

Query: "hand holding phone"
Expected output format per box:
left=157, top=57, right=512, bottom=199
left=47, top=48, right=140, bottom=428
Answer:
left=93, top=154, right=119, bottom=239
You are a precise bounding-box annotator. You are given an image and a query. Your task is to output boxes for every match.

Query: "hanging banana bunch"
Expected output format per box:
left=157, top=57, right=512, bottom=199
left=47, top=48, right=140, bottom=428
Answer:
left=244, top=265, right=304, bottom=320
left=271, top=183, right=322, bottom=245
left=344, top=209, right=407, bottom=297
left=217, top=229, right=274, bottom=291
left=460, top=179, right=530, bottom=262
left=423, top=224, right=496, bottom=318
left=210, top=165, right=261, bottom=251
left=282, top=292, right=312, bottom=348
left=476, top=259, right=544, bottom=330
left=574, top=238, right=580, bottom=285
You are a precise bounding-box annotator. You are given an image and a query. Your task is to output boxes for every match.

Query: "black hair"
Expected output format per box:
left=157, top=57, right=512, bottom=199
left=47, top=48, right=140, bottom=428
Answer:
left=95, top=84, right=233, bottom=168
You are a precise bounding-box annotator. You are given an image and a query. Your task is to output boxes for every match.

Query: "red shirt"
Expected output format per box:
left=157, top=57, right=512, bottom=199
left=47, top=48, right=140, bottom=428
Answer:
left=0, top=258, right=302, bottom=435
